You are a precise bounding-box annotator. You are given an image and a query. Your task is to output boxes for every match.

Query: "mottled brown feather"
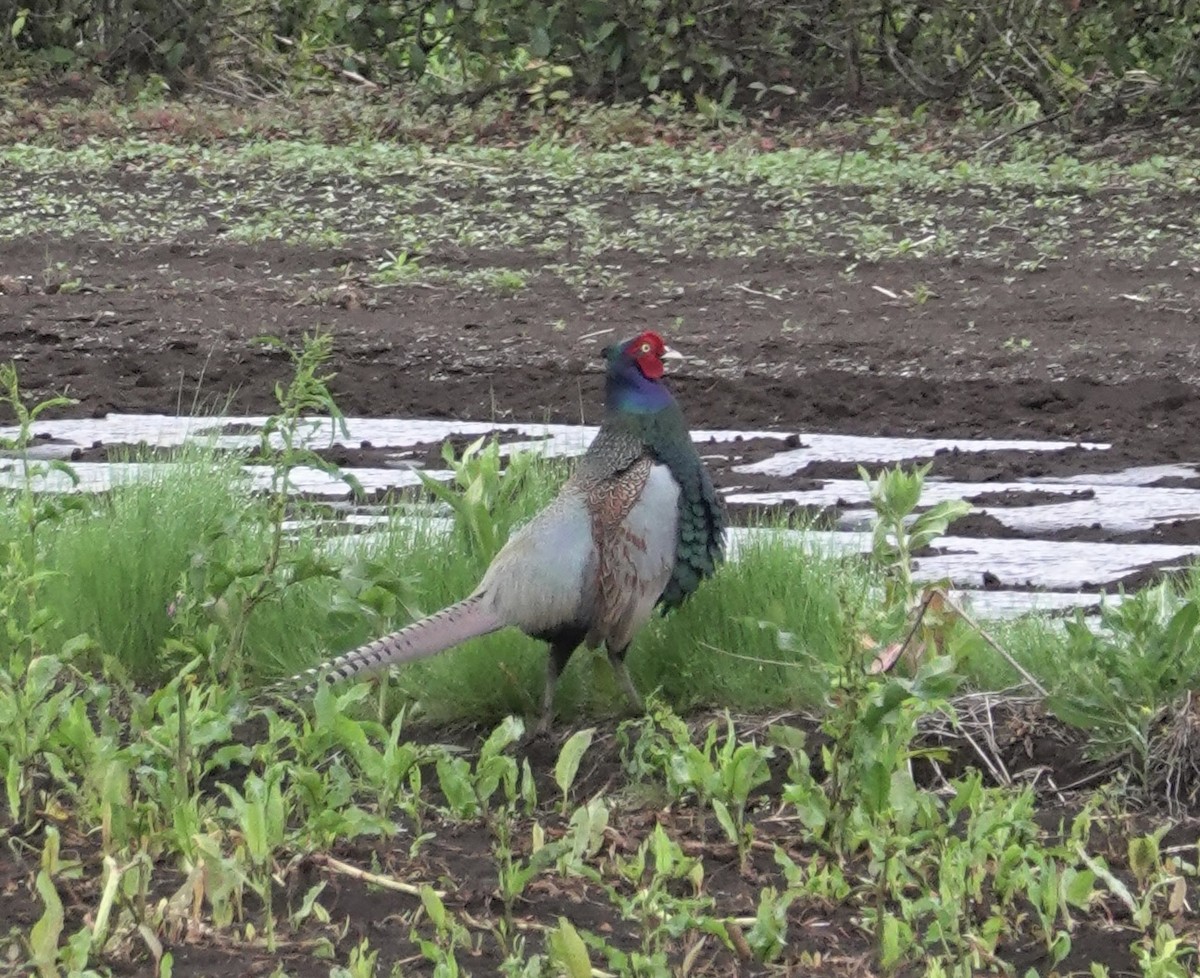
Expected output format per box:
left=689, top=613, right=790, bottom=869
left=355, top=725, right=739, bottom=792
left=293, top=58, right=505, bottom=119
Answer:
left=584, top=454, right=654, bottom=648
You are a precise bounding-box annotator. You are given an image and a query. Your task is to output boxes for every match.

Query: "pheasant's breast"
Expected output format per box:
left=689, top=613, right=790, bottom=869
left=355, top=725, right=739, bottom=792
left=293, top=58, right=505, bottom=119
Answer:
left=588, top=462, right=680, bottom=651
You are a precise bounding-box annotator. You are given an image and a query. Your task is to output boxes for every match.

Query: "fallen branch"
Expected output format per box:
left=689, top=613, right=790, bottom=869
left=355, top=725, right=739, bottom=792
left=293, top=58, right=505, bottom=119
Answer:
left=307, top=852, right=444, bottom=898
left=273, top=35, right=381, bottom=89
left=976, top=107, right=1072, bottom=153
left=938, top=590, right=1048, bottom=697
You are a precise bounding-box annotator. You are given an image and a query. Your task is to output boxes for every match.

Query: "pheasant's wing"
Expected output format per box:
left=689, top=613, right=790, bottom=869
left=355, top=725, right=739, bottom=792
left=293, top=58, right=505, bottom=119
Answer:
left=586, top=457, right=680, bottom=651
left=633, top=407, right=727, bottom=611
left=478, top=490, right=597, bottom=635
left=658, top=456, right=726, bottom=610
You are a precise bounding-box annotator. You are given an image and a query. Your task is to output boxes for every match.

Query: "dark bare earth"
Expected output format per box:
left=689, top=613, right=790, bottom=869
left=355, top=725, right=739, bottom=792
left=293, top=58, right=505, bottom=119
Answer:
left=5, top=240, right=1200, bottom=464
left=2, top=181, right=1199, bottom=471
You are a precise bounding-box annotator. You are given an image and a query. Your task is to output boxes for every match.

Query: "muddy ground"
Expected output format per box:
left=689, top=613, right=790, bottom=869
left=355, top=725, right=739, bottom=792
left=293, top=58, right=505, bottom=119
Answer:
left=2, top=200, right=1199, bottom=471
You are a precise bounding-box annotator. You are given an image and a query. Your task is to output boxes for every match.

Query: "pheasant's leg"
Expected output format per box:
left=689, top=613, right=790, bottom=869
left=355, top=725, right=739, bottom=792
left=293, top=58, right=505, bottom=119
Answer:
left=536, top=655, right=559, bottom=736
left=608, top=646, right=645, bottom=714
left=536, top=639, right=578, bottom=736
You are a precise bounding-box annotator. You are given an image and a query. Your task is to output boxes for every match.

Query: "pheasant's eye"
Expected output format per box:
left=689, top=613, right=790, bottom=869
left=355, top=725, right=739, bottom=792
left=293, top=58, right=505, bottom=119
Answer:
left=639, top=342, right=652, bottom=354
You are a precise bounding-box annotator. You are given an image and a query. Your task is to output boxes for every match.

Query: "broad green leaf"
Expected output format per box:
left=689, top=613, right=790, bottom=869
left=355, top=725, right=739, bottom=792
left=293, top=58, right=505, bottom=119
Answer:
left=520, top=757, right=538, bottom=811
left=783, top=789, right=827, bottom=835
left=746, top=887, right=792, bottom=962
left=474, top=754, right=518, bottom=805
left=1061, top=867, right=1096, bottom=909
left=1049, top=930, right=1071, bottom=966
left=1164, top=600, right=1199, bottom=654
left=861, top=760, right=891, bottom=815
left=420, top=884, right=447, bottom=930
left=435, top=756, right=476, bottom=818
left=711, top=798, right=738, bottom=846
left=6, top=755, right=20, bottom=824
left=554, top=728, right=595, bottom=802
left=30, top=870, right=65, bottom=978
left=878, top=913, right=903, bottom=968
left=480, top=715, right=524, bottom=760
left=547, top=917, right=591, bottom=978
left=568, top=798, right=609, bottom=862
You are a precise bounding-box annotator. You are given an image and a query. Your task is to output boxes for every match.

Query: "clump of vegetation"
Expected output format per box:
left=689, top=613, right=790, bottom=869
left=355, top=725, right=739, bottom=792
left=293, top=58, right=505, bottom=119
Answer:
left=5, top=0, right=1197, bottom=127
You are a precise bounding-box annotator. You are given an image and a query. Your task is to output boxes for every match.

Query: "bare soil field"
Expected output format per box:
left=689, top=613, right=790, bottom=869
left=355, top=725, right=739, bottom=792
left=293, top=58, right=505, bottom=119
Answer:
left=6, top=236, right=1200, bottom=462
left=6, top=154, right=1200, bottom=548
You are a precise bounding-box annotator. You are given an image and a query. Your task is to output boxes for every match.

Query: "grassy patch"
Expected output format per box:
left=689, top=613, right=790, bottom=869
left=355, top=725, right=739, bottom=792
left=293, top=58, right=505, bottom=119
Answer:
left=391, top=524, right=877, bottom=727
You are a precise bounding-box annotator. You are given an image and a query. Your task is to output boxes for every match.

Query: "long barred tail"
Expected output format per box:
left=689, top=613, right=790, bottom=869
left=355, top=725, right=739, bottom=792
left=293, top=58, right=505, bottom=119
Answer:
left=290, top=595, right=505, bottom=696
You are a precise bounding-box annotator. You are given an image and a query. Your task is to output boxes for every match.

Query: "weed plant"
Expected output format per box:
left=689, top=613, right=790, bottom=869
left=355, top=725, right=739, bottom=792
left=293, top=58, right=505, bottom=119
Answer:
left=28, top=444, right=247, bottom=677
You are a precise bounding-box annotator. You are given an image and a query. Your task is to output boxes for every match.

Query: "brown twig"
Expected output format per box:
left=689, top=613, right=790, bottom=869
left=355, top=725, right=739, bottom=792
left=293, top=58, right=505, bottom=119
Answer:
left=272, top=34, right=381, bottom=89
left=976, top=106, right=1072, bottom=153
left=938, top=590, right=1048, bottom=697
left=307, top=852, right=443, bottom=897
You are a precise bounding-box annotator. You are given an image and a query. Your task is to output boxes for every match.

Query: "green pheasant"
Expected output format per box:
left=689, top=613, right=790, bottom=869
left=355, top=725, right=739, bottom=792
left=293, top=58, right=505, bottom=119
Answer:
left=293, top=330, right=727, bottom=731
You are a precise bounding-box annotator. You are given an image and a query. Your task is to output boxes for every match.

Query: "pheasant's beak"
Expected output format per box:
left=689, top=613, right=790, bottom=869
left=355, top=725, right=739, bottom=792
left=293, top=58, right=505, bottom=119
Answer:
left=661, top=346, right=684, bottom=361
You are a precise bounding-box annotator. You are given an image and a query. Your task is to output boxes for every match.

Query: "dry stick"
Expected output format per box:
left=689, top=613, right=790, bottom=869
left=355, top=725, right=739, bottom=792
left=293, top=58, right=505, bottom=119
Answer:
left=733, top=282, right=780, bottom=299
left=577, top=327, right=616, bottom=343
left=424, top=155, right=500, bottom=173
left=680, top=936, right=709, bottom=976
left=974, top=692, right=1015, bottom=785
left=976, top=107, right=1072, bottom=153
left=458, top=910, right=549, bottom=934
left=272, top=34, right=380, bottom=88
left=938, top=590, right=1049, bottom=697
left=1073, top=844, right=1140, bottom=919
left=724, top=920, right=754, bottom=961
left=308, top=852, right=444, bottom=898
left=956, top=720, right=1011, bottom=787
left=698, top=641, right=820, bottom=670
left=950, top=686, right=1008, bottom=787
left=885, top=589, right=937, bottom=670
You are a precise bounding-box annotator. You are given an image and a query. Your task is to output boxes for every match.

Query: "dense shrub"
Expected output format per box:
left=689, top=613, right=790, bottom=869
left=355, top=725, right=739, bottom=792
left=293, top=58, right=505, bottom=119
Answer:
left=3, top=0, right=223, bottom=73
left=2, top=0, right=1198, bottom=118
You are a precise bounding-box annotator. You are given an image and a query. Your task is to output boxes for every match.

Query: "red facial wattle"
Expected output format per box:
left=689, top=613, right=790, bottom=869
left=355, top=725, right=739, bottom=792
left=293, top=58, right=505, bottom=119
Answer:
left=637, top=351, right=664, bottom=379
left=627, top=331, right=667, bottom=380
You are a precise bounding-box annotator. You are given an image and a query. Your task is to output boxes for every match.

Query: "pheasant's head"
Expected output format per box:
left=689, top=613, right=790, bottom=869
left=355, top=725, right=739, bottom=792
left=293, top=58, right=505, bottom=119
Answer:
left=602, top=331, right=682, bottom=414
left=603, top=331, right=682, bottom=381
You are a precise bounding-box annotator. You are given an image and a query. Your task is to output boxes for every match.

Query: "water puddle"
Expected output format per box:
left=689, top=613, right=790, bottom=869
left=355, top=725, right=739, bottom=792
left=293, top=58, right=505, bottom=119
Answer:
left=2, top=413, right=1197, bottom=621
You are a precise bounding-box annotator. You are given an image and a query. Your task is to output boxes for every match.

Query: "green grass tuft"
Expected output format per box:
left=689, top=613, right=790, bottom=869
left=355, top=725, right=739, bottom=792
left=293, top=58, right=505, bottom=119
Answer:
left=6, top=444, right=245, bottom=675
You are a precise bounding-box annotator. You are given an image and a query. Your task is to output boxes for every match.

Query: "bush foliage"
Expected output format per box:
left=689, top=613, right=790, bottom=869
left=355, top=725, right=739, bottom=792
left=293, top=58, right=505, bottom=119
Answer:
left=2, top=0, right=1198, bottom=118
